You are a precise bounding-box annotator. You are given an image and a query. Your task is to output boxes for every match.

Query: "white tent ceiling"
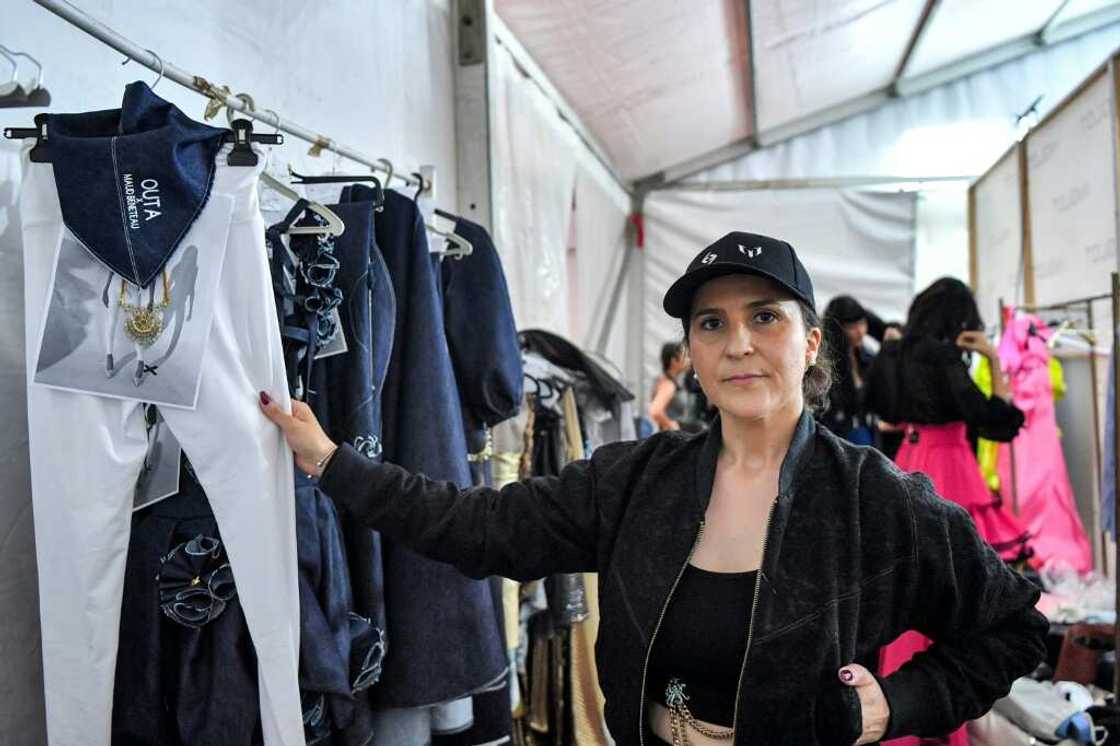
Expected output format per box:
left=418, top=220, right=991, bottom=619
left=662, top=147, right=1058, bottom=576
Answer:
left=495, top=0, right=1120, bottom=182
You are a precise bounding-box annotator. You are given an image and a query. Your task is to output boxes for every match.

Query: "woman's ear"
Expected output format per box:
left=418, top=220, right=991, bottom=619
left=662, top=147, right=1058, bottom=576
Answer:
left=806, top=327, right=822, bottom=364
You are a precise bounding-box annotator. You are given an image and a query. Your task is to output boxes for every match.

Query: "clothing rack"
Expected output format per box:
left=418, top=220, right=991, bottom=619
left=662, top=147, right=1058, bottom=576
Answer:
left=1004, top=278, right=1120, bottom=701
left=1002, top=291, right=1113, bottom=568
left=22, top=0, right=427, bottom=192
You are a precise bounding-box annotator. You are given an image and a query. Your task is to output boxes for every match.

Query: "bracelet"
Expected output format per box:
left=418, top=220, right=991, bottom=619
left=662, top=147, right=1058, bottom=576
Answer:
left=315, top=444, right=340, bottom=473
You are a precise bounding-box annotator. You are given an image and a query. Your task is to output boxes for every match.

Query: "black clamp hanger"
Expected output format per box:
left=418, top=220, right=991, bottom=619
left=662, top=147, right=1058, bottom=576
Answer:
left=3, top=113, right=50, bottom=162
left=4, top=114, right=283, bottom=166
left=225, top=118, right=283, bottom=166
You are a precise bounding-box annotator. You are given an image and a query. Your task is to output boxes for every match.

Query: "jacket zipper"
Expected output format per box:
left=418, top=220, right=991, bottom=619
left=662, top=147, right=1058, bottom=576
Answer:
left=729, top=496, right=778, bottom=740
left=638, top=520, right=706, bottom=746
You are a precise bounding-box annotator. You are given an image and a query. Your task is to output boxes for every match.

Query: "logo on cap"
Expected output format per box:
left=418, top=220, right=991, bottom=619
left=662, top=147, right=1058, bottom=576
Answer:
left=739, top=244, right=762, bottom=258
left=700, top=252, right=718, bottom=265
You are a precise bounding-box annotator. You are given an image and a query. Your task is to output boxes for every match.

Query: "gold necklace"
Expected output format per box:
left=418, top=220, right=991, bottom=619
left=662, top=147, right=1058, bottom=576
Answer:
left=119, top=272, right=171, bottom=348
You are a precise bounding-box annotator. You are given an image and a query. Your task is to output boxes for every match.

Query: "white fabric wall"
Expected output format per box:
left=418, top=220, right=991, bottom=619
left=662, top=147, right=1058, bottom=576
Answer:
left=490, top=43, right=579, bottom=336
left=913, top=187, right=971, bottom=298
left=0, top=3, right=460, bottom=741
left=572, top=147, right=636, bottom=390
left=642, top=188, right=916, bottom=400
left=490, top=38, right=636, bottom=389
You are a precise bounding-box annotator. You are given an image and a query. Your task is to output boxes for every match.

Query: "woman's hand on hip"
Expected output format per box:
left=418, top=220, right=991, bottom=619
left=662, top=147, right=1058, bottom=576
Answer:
left=259, top=391, right=337, bottom=477
left=839, top=664, right=890, bottom=745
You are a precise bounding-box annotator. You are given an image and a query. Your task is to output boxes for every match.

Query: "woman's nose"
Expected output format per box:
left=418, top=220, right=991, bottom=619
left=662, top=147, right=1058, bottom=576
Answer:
left=726, top=322, right=753, bottom=356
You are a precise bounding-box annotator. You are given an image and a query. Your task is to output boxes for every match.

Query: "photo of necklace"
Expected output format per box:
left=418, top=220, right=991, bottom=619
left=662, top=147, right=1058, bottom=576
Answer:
left=119, top=271, right=172, bottom=348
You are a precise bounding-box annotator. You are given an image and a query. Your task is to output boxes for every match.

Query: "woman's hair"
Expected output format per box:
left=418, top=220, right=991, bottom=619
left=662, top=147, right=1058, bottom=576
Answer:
left=660, top=342, right=683, bottom=374
left=903, top=277, right=983, bottom=344
left=823, top=295, right=866, bottom=326
left=821, top=305, right=855, bottom=416
left=681, top=299, right=833, bottom=412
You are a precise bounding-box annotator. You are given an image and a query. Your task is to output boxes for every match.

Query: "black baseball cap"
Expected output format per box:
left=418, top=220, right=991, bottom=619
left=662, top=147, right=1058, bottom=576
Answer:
left=662, top=231, right=815, bottom=319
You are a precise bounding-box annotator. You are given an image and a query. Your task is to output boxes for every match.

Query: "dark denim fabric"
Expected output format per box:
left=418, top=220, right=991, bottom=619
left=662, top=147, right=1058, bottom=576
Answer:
left=339, top=186, right=507, bottom=707
left=441, top=218, right=523, bottom=434
left=113, top=464, right=263, bottom=746
left=294, top=471, right=377, bottom=746
left=47, top=82, right=226, bottom=287
left=437, top=220, right=519, bottom=743
left=268, top=201, right=387, bottom=744
left=302, top=199, right=392, bottom=739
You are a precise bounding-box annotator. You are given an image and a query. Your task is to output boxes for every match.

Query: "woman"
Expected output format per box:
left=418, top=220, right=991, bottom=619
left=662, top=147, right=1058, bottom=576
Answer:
left=650, top=341, right=693, bottom=432
left=819, top=296, right=879, bottom=445
left=867, top=277, right=1033, bottom=746
left=262, top=233, right=1046, bottom=746
left=868, top=278, right=1031, bottom=562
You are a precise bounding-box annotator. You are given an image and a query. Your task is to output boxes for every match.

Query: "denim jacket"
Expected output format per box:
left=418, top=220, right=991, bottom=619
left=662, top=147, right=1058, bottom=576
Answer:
left=320, top=410, right=1047, bottom=745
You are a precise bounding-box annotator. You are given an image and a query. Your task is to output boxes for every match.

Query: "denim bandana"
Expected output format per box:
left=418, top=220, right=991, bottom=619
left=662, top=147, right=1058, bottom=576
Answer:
left=46, top=81, right=226, bottom=288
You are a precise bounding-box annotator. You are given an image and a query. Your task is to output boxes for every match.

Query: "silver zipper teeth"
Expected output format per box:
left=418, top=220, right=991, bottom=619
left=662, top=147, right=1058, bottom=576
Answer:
left=638, top=520, right=706, bottom=746
left=730, top=496, right=778, bottom=739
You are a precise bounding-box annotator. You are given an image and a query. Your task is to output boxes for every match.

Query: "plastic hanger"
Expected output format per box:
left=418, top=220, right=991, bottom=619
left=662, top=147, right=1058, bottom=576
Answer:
left=259, top=172, right=345, bottom=237
left=0, top=44, right=51, bottom=108
left=428, top=225, right=473, bottom=260
left=412, top=174, right=473, bottom=260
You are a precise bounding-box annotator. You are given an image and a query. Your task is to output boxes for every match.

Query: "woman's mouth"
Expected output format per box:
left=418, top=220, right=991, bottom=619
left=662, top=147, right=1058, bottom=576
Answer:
left=722, top=373, right=766, bottom=384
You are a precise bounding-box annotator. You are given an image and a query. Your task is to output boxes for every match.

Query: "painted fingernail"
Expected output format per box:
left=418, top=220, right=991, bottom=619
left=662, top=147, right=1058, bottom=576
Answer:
left=259, top=391, right=271, bottom=406
left=839, top=669, right=854, bottom=683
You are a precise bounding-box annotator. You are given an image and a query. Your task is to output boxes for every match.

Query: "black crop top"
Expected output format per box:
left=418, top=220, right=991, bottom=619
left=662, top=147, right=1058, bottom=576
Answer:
left=647, top=565, right=758, bottom=727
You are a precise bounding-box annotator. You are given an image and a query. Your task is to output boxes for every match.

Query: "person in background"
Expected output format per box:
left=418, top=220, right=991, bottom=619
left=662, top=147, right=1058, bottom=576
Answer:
left=818, top=296, right=888, bottom=446
left=649, top=341, right=695, bottom=432
left=876, top=321, right=906, bottom=458
left=867, top=277, right=1031, bottom=746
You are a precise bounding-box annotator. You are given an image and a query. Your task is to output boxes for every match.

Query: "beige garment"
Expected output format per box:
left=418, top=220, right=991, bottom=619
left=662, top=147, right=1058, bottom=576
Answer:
left=493, top=450, right=525, bottom=653
left=560, top=387, right=584, bottom=464
left=570, top=572, right=612, bottom=745
left=559, top=389, right=613, bottom=744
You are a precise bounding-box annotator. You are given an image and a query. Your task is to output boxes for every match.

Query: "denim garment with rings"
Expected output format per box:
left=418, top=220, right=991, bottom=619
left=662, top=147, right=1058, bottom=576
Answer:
left=304, top=196, right=393, bottom=703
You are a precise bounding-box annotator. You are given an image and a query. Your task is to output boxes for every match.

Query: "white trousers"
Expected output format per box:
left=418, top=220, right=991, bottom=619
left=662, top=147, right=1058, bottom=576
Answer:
left=21, top=148, right=305, bottom=746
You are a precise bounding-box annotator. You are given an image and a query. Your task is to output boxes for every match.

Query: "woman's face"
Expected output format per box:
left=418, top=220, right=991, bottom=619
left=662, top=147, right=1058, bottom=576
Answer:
left=842, top=319, right=867, bottom=349
left=671, top=348, right=691, bottom=375
left=687, top=274, right=820, bottom=422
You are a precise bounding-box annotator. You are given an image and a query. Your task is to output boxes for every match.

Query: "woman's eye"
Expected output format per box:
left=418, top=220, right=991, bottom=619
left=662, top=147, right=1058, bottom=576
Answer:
left=698, top=317, right=722, bottom=332
left=754, top=310, right=778, bottom=324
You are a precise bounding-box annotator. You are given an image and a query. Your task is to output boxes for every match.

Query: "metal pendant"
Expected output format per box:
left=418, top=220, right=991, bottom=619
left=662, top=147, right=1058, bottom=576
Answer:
left=124, top=306, right=166, bottom=348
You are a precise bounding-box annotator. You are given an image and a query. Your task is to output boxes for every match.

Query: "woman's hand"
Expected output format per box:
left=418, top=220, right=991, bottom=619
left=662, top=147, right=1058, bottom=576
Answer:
left=839, top=664, right=890, bottom=745
left=259, top=391, right=337, bottom=477
left=955, top=330, right=997, bottom=360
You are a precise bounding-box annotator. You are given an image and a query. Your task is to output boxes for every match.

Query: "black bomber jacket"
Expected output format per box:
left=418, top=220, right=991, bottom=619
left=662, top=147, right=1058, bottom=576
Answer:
left=320, top=410, right=1047, bottom=745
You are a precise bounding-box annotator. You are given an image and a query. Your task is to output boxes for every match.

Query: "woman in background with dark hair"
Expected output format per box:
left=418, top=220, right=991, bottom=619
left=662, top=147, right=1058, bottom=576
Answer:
left=872, top=277, right=1029, bottom=559
left=818, top=296, right=880, bottom=445
left=869, top=277, right=1032, bottom=746
left=649, top=341, right=695, bottom=432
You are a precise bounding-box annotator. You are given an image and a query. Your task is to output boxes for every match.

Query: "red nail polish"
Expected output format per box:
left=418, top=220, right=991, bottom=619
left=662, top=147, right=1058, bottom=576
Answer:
left=259, top=391, right=271, bottom=406
left=839, top=669, right=854, bottom=683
